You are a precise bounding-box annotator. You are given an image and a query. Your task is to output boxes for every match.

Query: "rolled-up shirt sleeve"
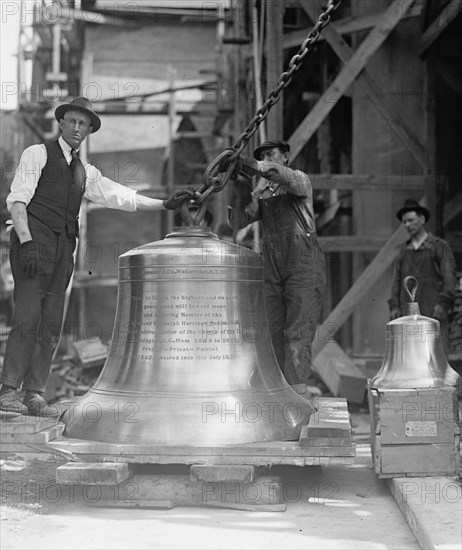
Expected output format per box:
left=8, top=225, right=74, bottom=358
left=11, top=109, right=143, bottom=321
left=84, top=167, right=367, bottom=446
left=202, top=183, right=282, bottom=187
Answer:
left=84, top=164, right=138, bottom=211
left=256, top=160, right=311, bottom=196
left=6, top=144, right=46, bottom=212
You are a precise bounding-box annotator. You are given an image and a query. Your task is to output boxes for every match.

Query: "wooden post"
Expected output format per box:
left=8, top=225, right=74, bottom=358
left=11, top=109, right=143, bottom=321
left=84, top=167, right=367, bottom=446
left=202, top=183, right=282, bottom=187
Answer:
left=424, top=52, right=437, bottom=233
left=265, top=0, right=283, bottom=138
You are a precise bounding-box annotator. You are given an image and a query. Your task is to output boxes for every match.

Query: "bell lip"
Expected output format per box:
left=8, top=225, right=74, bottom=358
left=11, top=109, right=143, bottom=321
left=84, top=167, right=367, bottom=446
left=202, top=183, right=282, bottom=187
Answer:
left=165, top=226, right=218, bottom=239
left=387, top=314, right=439, bottom=325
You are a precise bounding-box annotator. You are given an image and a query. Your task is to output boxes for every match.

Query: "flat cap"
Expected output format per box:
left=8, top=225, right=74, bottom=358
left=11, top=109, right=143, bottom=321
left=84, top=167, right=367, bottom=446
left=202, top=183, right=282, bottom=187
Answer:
left=253, top=139, right=290, bottom=160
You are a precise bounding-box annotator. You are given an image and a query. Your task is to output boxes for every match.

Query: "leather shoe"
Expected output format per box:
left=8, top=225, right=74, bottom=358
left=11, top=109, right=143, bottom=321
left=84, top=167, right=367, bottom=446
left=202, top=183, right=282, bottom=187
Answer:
left=0, top=388, right=29, bottom=413
left=23, top=392, right=60, bottom=417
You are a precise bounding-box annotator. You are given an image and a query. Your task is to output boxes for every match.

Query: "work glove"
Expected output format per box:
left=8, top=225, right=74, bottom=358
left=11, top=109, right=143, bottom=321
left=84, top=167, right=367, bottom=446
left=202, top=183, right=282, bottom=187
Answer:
left=432, top=303, right=449, bottom=324
left=389, top=308, right=400, bottom=321
left=20, top=240, right=40, bottom=278
left=163, top=187, right=197, bottom=210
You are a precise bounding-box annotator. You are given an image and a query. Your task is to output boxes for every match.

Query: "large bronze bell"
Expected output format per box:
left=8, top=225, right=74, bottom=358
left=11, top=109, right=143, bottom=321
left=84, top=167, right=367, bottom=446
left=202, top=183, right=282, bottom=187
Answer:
left=63, top=225, right=314, bottom=445
left=370, top=277, right=460, bottom=389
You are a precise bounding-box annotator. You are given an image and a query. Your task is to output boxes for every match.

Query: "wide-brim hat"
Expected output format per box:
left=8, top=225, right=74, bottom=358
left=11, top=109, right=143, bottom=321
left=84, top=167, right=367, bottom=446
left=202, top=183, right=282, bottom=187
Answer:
left=396, top=199, right=430, bottom=222
left=253, top=139, right=290, bottom=160
left=55, top=96, right=101, bottom=133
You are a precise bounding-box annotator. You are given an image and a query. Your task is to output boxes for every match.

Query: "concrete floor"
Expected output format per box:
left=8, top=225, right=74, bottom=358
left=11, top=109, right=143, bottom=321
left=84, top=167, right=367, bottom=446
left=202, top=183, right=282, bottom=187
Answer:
left=0, top=440, right=422, bottom=550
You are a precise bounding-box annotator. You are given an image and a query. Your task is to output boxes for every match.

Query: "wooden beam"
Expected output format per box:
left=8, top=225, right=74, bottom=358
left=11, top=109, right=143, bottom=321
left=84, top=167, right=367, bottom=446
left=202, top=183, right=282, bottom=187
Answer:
left=317, top=236, right=388, bottom=252
left=443, top=192, right=462, bottom=222
left=300, top=1, right=425, bottom=167
left=310, top=174, right=424, bottom=191
left=270, top=3, right=424, bottom=52
left=265, top=0, right=284, bottom=137
left=289, top=0, right=418, bottom=161
left=420, top=0, right=462, bottom=57
left=312, top=223, right=407, bottom=359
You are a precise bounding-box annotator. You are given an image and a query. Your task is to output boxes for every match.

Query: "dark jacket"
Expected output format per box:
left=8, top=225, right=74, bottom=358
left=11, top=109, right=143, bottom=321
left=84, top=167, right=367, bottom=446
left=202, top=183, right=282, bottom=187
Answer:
left=388, top=233, right=457, bottom=316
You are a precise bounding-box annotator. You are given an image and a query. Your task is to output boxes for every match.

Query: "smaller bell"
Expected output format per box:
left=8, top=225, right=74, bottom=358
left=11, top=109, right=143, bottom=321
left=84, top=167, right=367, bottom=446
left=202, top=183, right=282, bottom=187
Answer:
left=371, top=276, right=460, bottom=389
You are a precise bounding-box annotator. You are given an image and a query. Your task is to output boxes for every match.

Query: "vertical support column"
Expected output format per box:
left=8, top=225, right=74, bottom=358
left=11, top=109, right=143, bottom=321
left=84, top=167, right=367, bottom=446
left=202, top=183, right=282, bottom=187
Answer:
left=76, top=51, right=93, bottom=339
left=424, top=52, right=437, bottom=234
left=265, top=0, right=283, bottom=138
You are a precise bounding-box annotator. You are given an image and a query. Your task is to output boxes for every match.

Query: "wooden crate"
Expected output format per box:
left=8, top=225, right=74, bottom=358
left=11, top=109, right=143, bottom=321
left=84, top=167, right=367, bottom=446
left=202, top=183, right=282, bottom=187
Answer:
left=368, top=386, right=460, bottom=478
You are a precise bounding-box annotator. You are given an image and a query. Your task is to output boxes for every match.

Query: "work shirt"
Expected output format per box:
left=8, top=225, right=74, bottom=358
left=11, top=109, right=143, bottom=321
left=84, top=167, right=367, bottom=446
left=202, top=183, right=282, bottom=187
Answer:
left=388, top=232, right=457, bottom=316
left=240, top=161, right=316, bottom=234
left=6, top=136, right=138, bottom=213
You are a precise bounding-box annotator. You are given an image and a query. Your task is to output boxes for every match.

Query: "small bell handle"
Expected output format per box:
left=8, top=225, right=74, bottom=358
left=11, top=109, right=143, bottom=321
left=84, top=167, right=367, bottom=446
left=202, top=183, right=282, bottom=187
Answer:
left=403, top=276, right=418, bottom=302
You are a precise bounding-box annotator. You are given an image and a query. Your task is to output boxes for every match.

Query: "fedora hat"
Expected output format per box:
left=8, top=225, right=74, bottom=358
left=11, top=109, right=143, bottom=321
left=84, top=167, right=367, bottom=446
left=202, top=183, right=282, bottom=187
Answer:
left=55, top=97, right=101, bottom=133
left=253, top=139, right=290, bottom=160
left=396, top=199, right=430, bottom=222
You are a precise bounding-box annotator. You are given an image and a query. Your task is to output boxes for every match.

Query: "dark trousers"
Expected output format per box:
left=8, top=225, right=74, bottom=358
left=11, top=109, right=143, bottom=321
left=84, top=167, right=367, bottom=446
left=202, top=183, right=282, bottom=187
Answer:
left=263, top=233, right=326, bottom=385
left=0, top=217, right=75, bottom=393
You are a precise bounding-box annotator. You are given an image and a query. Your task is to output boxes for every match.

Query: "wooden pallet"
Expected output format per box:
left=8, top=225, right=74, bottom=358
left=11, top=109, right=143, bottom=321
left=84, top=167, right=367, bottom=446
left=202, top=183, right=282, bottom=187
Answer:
left=44, top=397, right=355, bottom=511
left=0, top=412, right=65, bottom=456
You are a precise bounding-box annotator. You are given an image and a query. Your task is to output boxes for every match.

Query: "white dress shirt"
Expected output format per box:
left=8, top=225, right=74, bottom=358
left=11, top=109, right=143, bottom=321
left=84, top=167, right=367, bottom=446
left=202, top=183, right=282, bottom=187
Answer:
left=6, top=136, right=138, bottom=213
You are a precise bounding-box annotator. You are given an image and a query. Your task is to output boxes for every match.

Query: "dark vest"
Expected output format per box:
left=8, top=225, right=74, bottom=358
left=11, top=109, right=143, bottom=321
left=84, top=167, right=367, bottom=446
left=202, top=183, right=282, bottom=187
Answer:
left=27, top=140, right=85, bottom=238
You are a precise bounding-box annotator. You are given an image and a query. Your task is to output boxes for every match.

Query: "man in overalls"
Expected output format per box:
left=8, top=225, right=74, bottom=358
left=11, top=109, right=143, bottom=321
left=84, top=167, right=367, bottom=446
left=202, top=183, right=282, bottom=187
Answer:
left=224, top=139, right=326, bottom=389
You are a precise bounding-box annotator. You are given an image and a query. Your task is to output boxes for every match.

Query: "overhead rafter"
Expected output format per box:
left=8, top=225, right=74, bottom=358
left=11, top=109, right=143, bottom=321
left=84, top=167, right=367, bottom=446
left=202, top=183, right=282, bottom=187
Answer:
left=283, top=2, right=423, bottom=50
left=288, top=0, right=418, bottom=161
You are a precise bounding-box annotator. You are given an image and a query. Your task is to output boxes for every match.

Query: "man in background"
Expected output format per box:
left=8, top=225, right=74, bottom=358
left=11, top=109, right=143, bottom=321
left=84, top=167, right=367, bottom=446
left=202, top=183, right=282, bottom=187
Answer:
left=388, top=199, right=457, bottom=352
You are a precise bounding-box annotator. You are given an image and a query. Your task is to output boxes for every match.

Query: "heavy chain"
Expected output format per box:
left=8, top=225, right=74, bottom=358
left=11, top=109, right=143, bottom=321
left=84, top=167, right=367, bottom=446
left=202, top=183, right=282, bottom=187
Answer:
left=195, top=0, right=342, bottom=206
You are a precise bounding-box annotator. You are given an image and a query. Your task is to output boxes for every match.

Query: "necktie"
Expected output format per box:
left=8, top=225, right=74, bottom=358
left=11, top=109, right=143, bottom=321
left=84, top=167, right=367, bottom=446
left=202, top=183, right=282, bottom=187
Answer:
left=70, top=148, right=86, bottom=194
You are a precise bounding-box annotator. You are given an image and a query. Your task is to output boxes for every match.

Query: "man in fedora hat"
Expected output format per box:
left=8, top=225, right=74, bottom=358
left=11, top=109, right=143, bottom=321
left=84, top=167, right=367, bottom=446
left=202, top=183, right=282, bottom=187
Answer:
left=219, top=139, right=326, bottom=391
left=0, top=97, right=196, bottom=416
left=388, top=199, right=456, bottom=346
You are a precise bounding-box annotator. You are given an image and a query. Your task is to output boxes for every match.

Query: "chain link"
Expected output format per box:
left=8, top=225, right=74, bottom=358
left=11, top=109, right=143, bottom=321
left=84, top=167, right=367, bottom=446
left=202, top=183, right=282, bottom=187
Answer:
left=190, top=0, right=341, bottom=211
left=198, top=0, right=341, bottom=201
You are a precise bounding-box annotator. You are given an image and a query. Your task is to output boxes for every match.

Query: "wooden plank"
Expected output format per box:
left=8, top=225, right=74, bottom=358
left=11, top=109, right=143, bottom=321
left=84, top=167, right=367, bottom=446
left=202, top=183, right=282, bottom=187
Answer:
left=419, top=0, right=462, bottom=56
left=73, top=338, right=108, bottom=369
left=0, top=411, right=21, bottom=422
left=379, top=443, right=457, bottom=476
left=43, top=445, right=355, bottom=467
left=388, top=476, right=462, bottom=550
left=289, top=0, right=418, bottom=160
left=375, top=387, right=458, bottom=445
left=46, top=438, right=356, bottom=459
left=95, top=474, right=283, bottom=507
left=311, top=221, right=408, bottom=358
left=317, top=236, right=387, bottom=252
left=201, top=502, right=287, bottom=512
left=301, top=1, right=425, bottom=166
left=0, top=423, right=64, bottom=444
left=312, top=341, right=367, bottom=403
left=89, top=500, right=175, bottom=509
left=0, top=417, right=59, bottom=434
left=56, top=462, right=132, bottom=485
left=190, top=465, right=255, bottom=483
left=310, top=173, right=424, bottom=191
